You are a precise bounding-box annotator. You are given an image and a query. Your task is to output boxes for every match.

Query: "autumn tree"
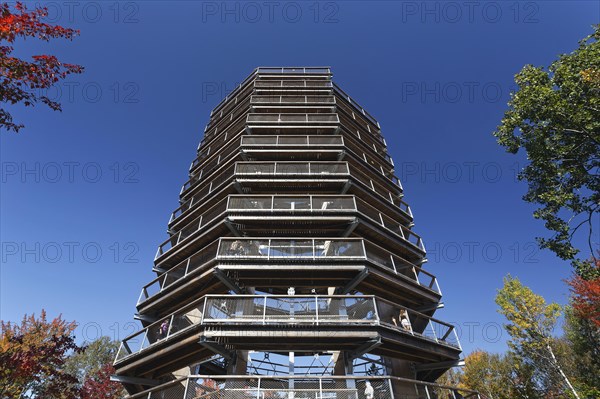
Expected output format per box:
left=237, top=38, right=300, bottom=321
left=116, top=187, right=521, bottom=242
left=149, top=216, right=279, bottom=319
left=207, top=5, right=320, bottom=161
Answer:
left=0, top=310, right=83, bottom=399
left=495, top=276, right=580, bottom=399
left=460, top=350, right=512, bottom=399
left=0, top=1, right=83, bottom=132
left=80, top=363, right=124, bottom=399
left=493, top=25, right=600, bottom=269
left=64, top=336, right=126, bottom=399
left=567, top=255, right=600, bottom=328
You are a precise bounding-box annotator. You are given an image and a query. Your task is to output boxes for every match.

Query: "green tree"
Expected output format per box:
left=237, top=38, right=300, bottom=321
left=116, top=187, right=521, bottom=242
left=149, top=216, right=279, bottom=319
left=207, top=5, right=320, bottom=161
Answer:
left=563, top=306, right=600, bottom=397
left=495, top=276, right=580, bottom=398
left=64, top=336, right=126, bottom=399
left=493, top=25, right=600, bottom=270
left=458, top=350, right=540, bottom=399
left=64, top=336, right=118, bottom=385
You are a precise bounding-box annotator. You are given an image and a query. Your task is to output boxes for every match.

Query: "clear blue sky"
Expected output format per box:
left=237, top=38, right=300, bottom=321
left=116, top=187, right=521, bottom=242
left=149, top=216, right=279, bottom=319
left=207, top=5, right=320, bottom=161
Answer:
left=1, top=1, right=599, bottom=356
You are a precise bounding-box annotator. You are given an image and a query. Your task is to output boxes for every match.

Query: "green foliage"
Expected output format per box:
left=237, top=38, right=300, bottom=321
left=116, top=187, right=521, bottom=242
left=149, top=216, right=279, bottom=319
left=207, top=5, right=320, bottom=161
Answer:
left=563, top=306, right=600, bottom=396
left=495, top=276, right=581, bottom=398
left=458, top=350, right=543, bottom=399
left=493, top=25, right=600, bottom=268
left=496, top=275, right=561, bottom=354
left=63, top=336, right=119, bottom=386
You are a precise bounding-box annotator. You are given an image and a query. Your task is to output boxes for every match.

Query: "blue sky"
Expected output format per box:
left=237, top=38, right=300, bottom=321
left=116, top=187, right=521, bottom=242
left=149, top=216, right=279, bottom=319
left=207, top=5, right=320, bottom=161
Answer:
left=1, top=1, right=599, bottom=357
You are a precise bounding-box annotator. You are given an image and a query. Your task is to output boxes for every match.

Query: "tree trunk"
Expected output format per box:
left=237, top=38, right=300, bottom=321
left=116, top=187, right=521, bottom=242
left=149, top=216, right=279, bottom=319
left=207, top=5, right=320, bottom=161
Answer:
left=546, top=343, right=580, bottom=399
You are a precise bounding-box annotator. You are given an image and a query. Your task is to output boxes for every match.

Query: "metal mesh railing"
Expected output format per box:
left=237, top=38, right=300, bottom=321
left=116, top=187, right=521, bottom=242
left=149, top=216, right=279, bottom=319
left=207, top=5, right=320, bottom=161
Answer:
left=254, top=81, right=332, bottom=89
left=117, top=294, right=459, bottom=364
left=241, top=135, right=343, bottom=147
left=217, top=239, right=365, bottom=260
left=227, top=195, right=356, bottom=212
left=124, top=376, right=480, bottom=399
left=247, top=113, right=339, bottom=124
left=251, top=94, right=334, bottom=103
left=156, top=198, right=228, bottom=258
left=235, top=162, right=350, bottom=176
left=138, top=241, right=219, bottom=304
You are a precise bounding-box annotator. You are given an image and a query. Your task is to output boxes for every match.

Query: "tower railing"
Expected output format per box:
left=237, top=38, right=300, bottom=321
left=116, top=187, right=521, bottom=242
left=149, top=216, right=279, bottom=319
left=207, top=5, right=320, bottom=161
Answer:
left=246, top=113, right=340, bottom=124
left=121, top=375, right=481, bottom=399
left=251, top=93, right=335, bottom=103
left=254, top=80, right=333, bottom=89
left=117, top=295, right=460, bottom=363
left=140, top=237, right=438, bottom=306
left=240, top=135, right=344, bottom=147
left=332, top=83, right=380, bottom=129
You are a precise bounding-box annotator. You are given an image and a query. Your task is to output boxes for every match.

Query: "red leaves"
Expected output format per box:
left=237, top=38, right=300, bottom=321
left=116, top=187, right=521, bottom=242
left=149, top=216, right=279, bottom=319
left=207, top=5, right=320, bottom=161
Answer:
left=0, top=2, right=79, bottom=43
left=0, top=310, right=83, bottom=398
left=80, top=364, right=124, bottom=399
left=0, top=1, right=83, bottom=132
left=567, top=257, right=600, bottom=327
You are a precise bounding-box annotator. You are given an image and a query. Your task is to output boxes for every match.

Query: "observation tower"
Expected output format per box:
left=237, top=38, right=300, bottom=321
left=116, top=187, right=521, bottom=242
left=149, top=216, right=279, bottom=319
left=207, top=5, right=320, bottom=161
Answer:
left=113, top=67, right=479, bottom=399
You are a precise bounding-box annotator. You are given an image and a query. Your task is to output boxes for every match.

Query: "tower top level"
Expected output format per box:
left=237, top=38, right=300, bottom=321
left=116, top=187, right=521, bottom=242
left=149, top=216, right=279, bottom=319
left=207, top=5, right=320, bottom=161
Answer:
left=113, top=67, right=479, bottom=399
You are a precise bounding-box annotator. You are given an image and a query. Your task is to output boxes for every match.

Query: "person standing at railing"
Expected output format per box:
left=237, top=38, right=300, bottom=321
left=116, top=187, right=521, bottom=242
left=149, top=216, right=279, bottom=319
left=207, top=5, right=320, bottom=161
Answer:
left=364, top=381, right=374, bottom=399
left=157, top=320, right=169, bottom=340
left=400, top=310, right=412, bottom=333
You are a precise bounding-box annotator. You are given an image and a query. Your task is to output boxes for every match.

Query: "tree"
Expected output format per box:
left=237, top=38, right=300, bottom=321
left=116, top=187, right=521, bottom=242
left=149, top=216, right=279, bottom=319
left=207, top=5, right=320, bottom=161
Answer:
left=64, top=336, right=125, bottom=399
left=80, top=363, right=124, bottom=399
left=495, top=276, right=580, bottom=398
left=567, top=256, right=600, bottom=327
left=461, top=351, right=511, bottom=399
left=0, top=1, right=83, bottom=132
left=563, top=305, right=600, bottom=397
left=0, top=310, right=83, bottom=399
left=493, top=25, right=600, bottom=269
left=457, top=350, right=540, bottom=399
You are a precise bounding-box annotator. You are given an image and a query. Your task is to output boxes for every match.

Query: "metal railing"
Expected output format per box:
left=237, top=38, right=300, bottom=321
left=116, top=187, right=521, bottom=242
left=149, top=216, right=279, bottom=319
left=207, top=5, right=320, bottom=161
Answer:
left=247, top=113, right=339, bottom=124
left=216, top=238, right=434, bottom=290
left=122, top=375, right=480, bottom=399
left=235, top=161, right=350, bottom=176
left=256, top=67, right=332, bottom=75
left=138, top=238, right=441, bottom=304
left=227, top=195, right=356, bottom=213
left=240, top=135, right=344, bottom=147
left=139, top=242, right=219, bottom=305
left=224, top=194, right=418, bottom=249
left=117, top=295, right=460, bottom=363
left=251, top=94, right=334, bottom=103
left=174, top=161, right=349, bottom=224
left=217, top=238, right=364, bottom=260
left=156, top=198, right=228, bottom=259
left=254, top=81, right=333, bottom=89
left=333, top=83, right=380, bottom=129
